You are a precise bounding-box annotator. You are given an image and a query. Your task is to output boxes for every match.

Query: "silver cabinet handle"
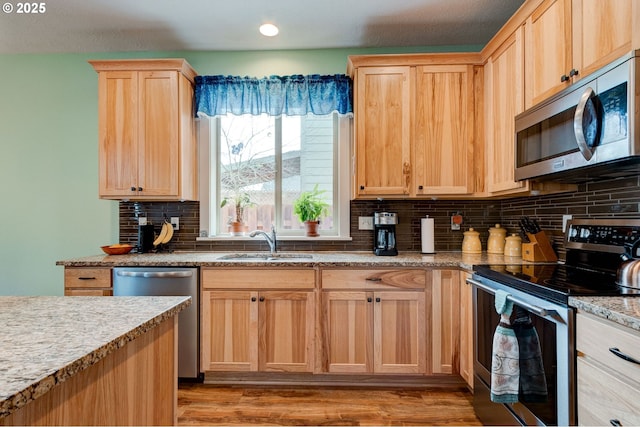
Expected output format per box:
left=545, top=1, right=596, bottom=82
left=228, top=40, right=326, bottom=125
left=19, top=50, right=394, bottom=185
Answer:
left=116, top=271, right=193, bottom=278
left=574, top=86, right=598, bottom=161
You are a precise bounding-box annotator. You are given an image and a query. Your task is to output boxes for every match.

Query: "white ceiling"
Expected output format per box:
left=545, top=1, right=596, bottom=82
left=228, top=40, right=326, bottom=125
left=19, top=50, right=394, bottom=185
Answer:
left=0, top=0, right=524, bottom=54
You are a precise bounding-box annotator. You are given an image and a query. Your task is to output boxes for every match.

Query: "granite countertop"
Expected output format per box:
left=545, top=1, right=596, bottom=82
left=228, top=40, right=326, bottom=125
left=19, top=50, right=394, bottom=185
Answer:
left=56, top=250, right=640, bottom=331
left=569, top=296, right=640, bottom=332
left=0, top=296, right=191, bottom=419
left=56, top=250, right=537, bottom=271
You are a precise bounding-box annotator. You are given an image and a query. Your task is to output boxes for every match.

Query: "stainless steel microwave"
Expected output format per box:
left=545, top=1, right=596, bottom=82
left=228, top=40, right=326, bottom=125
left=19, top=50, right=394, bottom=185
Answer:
left=514, top=50, right=640, bottom=182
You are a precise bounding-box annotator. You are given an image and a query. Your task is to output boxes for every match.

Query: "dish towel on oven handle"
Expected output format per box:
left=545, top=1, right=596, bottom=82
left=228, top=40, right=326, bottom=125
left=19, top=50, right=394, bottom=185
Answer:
left=513, top=308, right=548, bottom=403
left=490, top=290, right=519, bottom=403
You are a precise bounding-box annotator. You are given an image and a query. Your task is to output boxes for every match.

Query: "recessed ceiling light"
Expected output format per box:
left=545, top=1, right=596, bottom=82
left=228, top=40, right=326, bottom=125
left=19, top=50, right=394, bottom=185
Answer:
left=259, top=23, right=279, bottom=37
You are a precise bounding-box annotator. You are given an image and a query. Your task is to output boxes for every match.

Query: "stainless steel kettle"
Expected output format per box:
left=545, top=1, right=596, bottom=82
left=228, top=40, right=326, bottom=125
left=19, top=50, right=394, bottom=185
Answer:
left=617, top=239, right=640, bottom=289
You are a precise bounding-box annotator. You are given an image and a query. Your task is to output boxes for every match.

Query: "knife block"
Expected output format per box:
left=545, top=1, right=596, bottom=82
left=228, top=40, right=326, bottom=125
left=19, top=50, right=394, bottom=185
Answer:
left=522, top=231, right=558, bottom=262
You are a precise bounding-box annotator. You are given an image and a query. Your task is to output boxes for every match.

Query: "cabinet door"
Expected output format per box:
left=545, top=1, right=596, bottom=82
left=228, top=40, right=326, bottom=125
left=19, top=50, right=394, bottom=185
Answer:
left=373, top=291, right=426, bottom=374
left=259, top=291, right=315, bottom=372
left=354, top=67, right=411, bottom=197
left=323, top=291, right=373, bottom=373
left=414, top=65, right=474, bottom=195
left=137, top=71, right=180, bottom=197
left=201, top=290, right=258, bottom=372
left=572, top=0, right=633, bottom=79
left=459, top=272, right=473, bottom=388
left=485, top=29, right=528, bottom=195
left=525, top=0, right=573, bottom=107
left=429, top=270, right=460, bottom=375
left=97, top=71, right=139, bottom=197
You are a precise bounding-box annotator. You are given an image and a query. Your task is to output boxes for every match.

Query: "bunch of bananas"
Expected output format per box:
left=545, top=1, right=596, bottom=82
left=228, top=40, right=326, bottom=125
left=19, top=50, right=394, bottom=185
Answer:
left=153, top=220, right=174, bottom=246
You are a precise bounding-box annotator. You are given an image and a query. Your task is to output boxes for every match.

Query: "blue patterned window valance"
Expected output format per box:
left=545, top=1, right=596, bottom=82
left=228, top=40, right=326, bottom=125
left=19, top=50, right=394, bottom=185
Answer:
left=195, top=74, right=353, bottom=118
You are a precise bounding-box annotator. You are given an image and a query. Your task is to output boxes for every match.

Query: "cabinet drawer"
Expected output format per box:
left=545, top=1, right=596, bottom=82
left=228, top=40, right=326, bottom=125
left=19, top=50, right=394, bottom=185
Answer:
left=576, top=312, right=640, bottom=383
left=321, top=269, right=426, bottom=289
left=577, top=357, right=640, bottom=426
left=64, top=289, right=113, bottom=296
left=64, top=268, right=112, bottom=289
left=202, top=268, right=315, bottom=290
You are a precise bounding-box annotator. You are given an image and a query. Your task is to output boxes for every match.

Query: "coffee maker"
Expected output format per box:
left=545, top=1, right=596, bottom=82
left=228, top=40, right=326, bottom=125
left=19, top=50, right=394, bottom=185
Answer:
left=373, top=212, right=398, bottom=256
left=138, top=223, right=155, bottom=253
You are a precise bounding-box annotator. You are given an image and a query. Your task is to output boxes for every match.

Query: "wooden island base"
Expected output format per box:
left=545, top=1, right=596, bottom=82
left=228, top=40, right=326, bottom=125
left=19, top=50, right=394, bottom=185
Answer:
left=2, top=317, right=177, bottom=426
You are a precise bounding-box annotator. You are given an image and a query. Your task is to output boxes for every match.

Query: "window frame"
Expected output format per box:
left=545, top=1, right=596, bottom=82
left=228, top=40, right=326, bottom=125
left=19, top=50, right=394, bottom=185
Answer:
left=197, top=114, right=352, bottom=241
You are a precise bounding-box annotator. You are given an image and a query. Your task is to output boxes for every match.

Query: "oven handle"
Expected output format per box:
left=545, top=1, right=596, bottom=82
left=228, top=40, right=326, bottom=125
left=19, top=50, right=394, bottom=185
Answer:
left=467, top=278, right=561, bottom=320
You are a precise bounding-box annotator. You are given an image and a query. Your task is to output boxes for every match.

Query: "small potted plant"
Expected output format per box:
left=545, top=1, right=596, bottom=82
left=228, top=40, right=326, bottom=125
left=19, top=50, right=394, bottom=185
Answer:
left=221, top=192, right=254, bottom=236
left=293, top=185, right=330, bottom=237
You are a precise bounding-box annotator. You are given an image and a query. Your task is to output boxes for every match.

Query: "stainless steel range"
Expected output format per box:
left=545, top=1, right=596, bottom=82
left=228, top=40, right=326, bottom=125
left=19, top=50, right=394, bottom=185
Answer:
left=468, top=218, right=640, bottom=426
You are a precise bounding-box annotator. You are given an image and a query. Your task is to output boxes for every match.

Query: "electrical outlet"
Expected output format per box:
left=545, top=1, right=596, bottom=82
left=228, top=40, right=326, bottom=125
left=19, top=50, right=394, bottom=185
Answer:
left=138, top=217, right=147, bottom=226
left=451, top=214, right=463, bottom=230
left=562, top=214, right=572, bottom=232
left=358, top=216, right=374, bottom=230
left=170, top=217, right=180, bottom=231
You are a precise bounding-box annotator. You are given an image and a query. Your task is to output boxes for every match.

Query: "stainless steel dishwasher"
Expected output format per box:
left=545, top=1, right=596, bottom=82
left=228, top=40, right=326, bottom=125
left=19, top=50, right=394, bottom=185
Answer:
left=113, top=267, right=200, bottom=380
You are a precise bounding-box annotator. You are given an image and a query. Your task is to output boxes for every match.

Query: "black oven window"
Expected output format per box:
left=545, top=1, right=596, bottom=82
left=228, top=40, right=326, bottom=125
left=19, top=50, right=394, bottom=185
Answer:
left=516, top=106, right=578, bottom=167
left=476, top=288, right=558, bottom=426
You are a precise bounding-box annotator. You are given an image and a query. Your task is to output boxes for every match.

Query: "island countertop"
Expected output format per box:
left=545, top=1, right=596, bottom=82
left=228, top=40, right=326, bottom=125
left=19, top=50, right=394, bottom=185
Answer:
left=0, top=296, right=190, bottom=419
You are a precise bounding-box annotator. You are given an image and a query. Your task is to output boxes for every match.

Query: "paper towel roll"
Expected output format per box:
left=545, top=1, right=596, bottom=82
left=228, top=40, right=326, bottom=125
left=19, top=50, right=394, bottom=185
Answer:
left=421, top=217, right=435, bottom=254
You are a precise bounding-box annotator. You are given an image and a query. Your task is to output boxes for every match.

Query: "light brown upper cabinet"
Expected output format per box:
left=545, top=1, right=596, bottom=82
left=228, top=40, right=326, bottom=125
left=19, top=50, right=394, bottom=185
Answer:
left=352, top=66, right=412, bottom=197
left=479, top=0, right=578, bottom=197
left=414, top=65, right=475, bottom=196
left=524, top=0, right=636, bottom=108
left=348, top=54, right=480, bottom=199
left=484, top=28, right=528, bottom=195
left=89, top=59, right=198, bottom=201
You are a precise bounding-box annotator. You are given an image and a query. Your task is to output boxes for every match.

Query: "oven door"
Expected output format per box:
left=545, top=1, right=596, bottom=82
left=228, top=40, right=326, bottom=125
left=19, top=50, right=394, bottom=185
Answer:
left=469, top=275, right=575, bottom=426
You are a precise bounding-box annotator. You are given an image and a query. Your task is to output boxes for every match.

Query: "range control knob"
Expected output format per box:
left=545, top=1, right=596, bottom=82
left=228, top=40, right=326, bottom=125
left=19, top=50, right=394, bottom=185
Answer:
left=579, top=228, right=591, bottom=239
left=569, top=227, right=578, bottom=239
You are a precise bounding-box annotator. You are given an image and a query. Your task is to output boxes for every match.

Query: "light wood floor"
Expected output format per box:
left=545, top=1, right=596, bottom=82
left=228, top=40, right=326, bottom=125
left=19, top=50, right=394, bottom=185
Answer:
left=178, top=383, right=482, bottom=426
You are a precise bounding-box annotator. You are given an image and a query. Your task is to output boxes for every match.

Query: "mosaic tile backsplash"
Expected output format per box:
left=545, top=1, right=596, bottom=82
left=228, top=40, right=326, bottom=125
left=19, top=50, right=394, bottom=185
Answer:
left=120, top=175, right=640, bottom=254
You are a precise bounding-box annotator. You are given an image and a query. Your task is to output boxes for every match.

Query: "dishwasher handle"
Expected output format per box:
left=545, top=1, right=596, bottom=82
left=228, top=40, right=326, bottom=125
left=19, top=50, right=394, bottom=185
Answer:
left=116, top=270, right=193, bottom=279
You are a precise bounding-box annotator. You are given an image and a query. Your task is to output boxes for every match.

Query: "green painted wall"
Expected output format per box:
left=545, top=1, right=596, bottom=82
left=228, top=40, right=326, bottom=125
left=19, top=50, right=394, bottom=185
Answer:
left=0, top=45, right=480, bottom=295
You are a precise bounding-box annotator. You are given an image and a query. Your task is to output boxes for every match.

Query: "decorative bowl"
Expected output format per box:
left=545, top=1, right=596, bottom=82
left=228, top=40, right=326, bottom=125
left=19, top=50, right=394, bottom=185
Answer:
left=101, top=244, right=134, bottom=255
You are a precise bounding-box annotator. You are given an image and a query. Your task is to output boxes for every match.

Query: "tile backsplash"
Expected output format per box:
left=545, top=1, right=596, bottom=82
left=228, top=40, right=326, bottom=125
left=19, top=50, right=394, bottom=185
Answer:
left=120, top=175, right=640, bottom=253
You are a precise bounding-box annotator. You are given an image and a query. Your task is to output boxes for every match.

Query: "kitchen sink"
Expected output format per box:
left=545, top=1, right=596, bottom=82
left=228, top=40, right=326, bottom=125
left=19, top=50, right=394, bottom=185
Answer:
left=217, top=253, right=314, bottom=261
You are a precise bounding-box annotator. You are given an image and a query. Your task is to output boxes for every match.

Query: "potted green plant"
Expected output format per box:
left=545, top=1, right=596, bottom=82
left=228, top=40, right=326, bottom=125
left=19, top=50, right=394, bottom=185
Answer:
left=221, top=192, right=254, bottom=236
left=293, top=185, right=330, bottom=237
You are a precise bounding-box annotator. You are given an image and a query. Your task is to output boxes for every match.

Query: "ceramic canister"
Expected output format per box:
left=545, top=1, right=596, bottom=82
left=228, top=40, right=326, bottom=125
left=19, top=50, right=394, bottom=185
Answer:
left=504, top=233, right=523, bottom=257
left=487, top=224, right=507, bottom=254
left=462, top=228, right=482, bottom=254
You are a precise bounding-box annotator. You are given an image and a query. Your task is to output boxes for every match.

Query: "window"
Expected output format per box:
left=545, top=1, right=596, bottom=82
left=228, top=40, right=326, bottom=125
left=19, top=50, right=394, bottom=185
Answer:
left=199, top=112, right=351, bottom=239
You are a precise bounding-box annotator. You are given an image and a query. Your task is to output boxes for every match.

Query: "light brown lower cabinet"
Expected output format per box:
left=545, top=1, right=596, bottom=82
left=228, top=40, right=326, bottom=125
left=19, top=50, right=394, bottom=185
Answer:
left=576, top=312, right=640, bottom=426
left=64, top=267, right=112, bottom=296
left=459, top=271, right=474, bottom=388
left=428, top=269, right=461, bottom=374
left=321, top=269, right=427, bottom=374
left=201, top=267, right=463, bottom=382
left=200, top=268, right=316, bottom=373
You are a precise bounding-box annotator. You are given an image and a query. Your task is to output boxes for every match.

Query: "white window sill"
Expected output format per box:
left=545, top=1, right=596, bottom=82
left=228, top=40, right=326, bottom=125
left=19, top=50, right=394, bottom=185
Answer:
left=197, top=235, right=353, bottom=242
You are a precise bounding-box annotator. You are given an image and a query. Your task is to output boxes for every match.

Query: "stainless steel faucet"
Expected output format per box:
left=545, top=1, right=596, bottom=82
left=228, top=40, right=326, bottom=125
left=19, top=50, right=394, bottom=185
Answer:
left=249, top=225, right=277, bottom=254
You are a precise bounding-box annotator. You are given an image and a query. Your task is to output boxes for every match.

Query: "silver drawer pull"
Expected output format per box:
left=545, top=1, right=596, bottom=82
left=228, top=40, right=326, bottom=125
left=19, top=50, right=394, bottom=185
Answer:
left=609, top=347, right=640, bottom=365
